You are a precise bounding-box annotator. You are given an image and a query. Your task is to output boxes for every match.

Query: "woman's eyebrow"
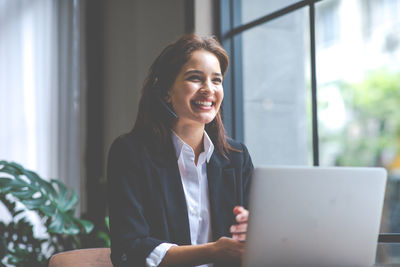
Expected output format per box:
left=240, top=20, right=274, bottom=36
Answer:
left=184, top=70, right=222, bottom=77
left=184, top=70, right=203, bottom=76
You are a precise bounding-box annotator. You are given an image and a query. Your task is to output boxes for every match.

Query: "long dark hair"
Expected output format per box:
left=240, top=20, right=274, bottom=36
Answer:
left=134, top=34, right=236, bottom=156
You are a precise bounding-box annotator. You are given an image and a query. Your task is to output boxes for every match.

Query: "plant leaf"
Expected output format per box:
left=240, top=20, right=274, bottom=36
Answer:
left=48, top=212, right=64, bottom=233
left=51, top=179, right=67, bottom=197
left=51, top=179, right=68, bottom=206
left=9, top=178, right=27, bottom=188
left=64, top=221, right=80, bottom=235
left=96, top=231, right=111, bottom=248
left=11, top=189, right=35, bottom=199
left=74, top=218, right=94, bottom=234
left=20, top=197, right=46, bottom=209
left=0, top=177, right=12, bottom=192
left=39, top=203, right=56, bottom=217
left=24, top=170, right=40, bottom=183
left=0, top=160, right=97, bottom=261
left=62, top=191, right=78, bottom=211
left=38, top=179, right=58, bottom=199
left=105, top=216, right=110, bottom=231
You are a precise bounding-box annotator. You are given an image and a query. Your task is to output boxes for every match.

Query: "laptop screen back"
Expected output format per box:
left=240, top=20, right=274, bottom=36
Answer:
left=243, top=166, right=387, bottom=267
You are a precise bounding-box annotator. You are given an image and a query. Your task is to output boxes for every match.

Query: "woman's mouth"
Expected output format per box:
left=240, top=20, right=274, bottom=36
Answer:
left=192, top=100, right=215, bottom=109
left=194, top=100, right=213, bottom=107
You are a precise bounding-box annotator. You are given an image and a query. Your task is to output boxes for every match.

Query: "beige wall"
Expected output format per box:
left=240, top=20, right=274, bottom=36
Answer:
left=102, top=0, right=186, bottom=167
left=194, top=0, right=215, bottom=36
left=102, top=0, right=216, bottom=163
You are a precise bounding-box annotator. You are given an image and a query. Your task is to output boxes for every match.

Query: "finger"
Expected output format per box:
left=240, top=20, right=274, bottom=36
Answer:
left=230, top=223, right=247, bottom=234
left=233, top=206, right=245, bottom=215
left=235, top=210, right=249, bottom=223
left=232, top=233, right=246, bottom=242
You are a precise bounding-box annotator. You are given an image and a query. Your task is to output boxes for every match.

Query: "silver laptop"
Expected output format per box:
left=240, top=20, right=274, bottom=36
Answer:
left=243, top=166, right=387, bottom=267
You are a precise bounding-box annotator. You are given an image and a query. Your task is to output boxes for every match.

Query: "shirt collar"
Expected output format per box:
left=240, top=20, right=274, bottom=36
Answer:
left=171, top=130, right=214, bottom=163
left=203, top=131, right=214, bottom=163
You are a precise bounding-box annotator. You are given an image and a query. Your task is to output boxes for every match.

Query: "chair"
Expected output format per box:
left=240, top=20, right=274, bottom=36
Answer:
left=48, top=248, right=112, bottom=267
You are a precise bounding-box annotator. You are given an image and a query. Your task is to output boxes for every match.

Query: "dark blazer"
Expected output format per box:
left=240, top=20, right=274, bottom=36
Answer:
left=107, top=128, right=253, bottom=267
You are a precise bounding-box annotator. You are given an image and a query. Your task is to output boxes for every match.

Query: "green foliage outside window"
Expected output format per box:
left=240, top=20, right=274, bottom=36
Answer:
left=320, top=69, right=400, bottom=168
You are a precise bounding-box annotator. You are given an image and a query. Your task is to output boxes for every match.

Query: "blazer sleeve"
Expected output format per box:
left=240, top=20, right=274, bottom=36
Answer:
left=107, top=136, right=166, bottom=267
left=241, top=143, right=254, bottom=209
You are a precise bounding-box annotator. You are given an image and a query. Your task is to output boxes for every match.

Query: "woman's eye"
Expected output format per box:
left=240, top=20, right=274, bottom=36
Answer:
left=213, top=78, right=222, bottom=83
left=188, top=75, right=201, bottom=81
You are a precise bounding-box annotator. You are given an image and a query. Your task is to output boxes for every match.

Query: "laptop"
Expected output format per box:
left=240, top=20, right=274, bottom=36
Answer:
left=243, top=166, right=387, bottom=267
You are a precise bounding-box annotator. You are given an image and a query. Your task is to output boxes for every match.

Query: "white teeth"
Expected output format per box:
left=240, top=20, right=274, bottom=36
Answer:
left=194, top=101, right=212, bottom=107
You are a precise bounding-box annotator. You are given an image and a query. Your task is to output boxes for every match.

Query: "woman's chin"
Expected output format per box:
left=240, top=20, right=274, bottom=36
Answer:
left=180, top=116, right=216, bottom=126
left=198, top=115, right=217, bottom=125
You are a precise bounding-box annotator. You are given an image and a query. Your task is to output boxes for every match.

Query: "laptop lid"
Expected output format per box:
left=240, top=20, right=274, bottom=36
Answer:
left=243, top=166, right=387, bottom=267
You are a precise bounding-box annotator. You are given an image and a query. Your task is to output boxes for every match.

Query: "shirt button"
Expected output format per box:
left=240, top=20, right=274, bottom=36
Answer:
left=121, top=253, right=127, bottom=262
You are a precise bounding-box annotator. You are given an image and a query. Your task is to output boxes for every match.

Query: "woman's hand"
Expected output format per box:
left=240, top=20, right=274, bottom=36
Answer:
left=230, top=206, right=249, bottom=241
left=212, top=236, right=244, bottom=263
left=161, top=237, right=243, bottom=266
left=161, top=206, right=249, bottom=266
left=211, top=206, right=249, bottom=264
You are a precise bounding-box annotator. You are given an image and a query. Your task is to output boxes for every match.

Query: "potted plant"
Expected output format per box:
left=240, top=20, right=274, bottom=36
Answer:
left=0, top=161, right=94, bottom=266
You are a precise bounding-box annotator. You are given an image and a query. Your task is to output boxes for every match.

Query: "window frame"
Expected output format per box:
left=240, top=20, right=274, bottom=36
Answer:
left=217, top=0, right=400, bottom=243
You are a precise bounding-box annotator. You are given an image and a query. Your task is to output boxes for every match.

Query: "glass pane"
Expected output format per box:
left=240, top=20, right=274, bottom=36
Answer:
left=316, top=0, right=400, bottom=237
left=376, top=243, right=400, bottom=265
left=242, top=7, right=312, bottom=166
left=241, top=0, right=302, bottom=25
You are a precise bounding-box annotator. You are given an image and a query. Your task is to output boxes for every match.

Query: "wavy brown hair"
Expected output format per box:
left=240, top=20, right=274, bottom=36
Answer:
left=134, top=34, right=237, bottom=156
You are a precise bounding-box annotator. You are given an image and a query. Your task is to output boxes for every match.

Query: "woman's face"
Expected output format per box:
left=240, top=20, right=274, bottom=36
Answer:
left=167, top=49, right=224, bottom=128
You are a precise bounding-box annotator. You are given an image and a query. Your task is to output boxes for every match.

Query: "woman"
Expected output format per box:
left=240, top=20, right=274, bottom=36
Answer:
left=107, top=34, right=253, bottom=267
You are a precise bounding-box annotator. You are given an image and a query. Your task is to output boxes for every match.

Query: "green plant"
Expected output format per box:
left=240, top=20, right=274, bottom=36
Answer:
left=320, top=69, right=400, bottom=167
left=0, top=160, right=94, bottom=267
left=96, top=217, right=110, bottom=248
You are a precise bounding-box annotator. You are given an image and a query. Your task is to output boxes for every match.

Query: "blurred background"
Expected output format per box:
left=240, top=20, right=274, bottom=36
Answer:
left=0, top=0, right=399, bottom=265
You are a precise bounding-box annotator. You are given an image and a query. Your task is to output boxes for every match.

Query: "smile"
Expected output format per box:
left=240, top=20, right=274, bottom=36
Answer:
left=193, top=100, right=214, bottom=107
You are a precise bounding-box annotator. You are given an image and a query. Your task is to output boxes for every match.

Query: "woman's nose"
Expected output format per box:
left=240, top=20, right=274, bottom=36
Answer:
left=200, top=80, right=213, bottom=95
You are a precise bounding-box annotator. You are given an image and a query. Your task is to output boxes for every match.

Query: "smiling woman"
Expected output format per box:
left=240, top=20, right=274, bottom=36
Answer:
left=107, top=34, right=254, bottom=267
left=167, top=50, right=224, bottom=163
left=168, top=50, right=223, bottom=125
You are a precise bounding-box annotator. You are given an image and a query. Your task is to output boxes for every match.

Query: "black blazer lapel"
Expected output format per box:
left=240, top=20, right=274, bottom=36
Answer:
left=152, top=142, right=191, bottom=246
left=207, top=151, right=237, bottom=241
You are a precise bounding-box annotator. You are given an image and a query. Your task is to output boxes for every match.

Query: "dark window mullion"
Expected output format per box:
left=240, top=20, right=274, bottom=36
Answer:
left=219, top=0, right=234, bottom=137
left=309, top=2, right=320, bottom=166
left=232, top=0, right=244, bottom=142
left=227, top=0, right=323, bottom=38
left=218, top=0, right=244, bottom=141
left=379, top=233, right=400, bottom=243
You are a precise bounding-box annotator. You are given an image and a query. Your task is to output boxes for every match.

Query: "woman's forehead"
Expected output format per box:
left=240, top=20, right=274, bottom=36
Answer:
left=181, top=50, right=221, bottom=73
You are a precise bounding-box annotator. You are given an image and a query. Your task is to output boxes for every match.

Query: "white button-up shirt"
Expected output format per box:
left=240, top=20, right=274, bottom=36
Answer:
left=146, top=131, right=214, bottom=267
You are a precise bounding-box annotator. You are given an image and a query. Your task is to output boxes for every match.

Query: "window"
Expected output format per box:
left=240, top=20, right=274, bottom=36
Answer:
left=363, top=0, right=400, bottom=39
left=241, top=7, right=311, bottom=166
left=219, top=0, right=400, bottom=263
left=316, top=0, right=340, bottom=46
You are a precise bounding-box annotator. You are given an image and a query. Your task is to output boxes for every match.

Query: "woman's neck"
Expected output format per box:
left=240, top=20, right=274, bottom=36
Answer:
left=172, top=123, right=204, bottom=164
